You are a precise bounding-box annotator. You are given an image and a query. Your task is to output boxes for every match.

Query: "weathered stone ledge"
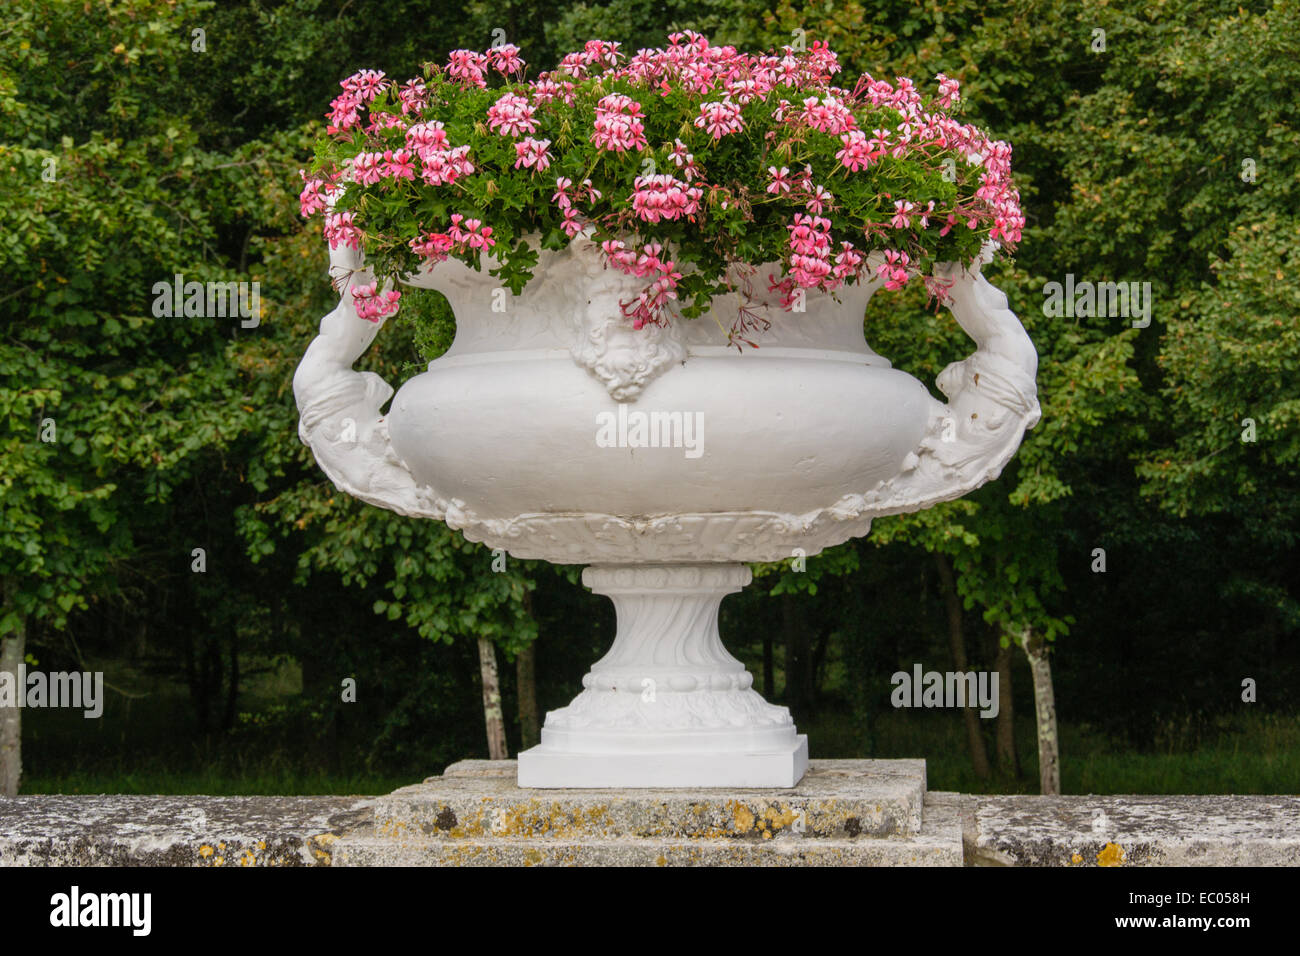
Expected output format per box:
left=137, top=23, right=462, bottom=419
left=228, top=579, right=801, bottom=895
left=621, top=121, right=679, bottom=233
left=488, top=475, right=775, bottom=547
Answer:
left=1, top=761, right=1296, bottom=867
left=936, top=791, right=1300, bottom=867
left=0, top=794, right=374, bottom=867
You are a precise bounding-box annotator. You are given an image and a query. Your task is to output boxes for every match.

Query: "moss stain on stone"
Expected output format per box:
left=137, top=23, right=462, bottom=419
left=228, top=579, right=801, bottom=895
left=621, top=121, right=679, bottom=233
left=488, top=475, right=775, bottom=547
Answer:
left=730, top=802, right=755, bottom=834
left=1096, top=842, right=1126, bottom=867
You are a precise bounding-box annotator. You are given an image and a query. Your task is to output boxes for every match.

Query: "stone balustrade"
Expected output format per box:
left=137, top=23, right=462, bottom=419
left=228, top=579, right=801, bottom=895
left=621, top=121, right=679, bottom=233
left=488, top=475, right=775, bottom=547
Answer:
left=2, top=760, right=1296, bottom=867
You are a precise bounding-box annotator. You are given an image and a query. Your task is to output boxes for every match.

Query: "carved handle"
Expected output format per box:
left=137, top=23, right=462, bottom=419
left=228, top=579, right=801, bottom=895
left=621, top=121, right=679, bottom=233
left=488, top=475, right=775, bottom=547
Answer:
left=292, top=242, right=447, bottom=520
left=864, top=247, right=1041, bottom=515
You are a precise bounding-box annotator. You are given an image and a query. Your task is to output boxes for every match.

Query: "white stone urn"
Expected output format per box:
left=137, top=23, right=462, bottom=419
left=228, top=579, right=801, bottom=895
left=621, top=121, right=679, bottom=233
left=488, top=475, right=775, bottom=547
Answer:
left=294, top=232, right=1040, bottom=788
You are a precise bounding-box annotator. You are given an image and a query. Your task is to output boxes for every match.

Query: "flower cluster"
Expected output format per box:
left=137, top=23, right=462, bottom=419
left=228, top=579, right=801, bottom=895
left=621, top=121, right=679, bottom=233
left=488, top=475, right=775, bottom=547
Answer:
left=351, top=283, right=402, bottom=322
left=513, top=137, right=551, bottom=171
left=487, top=92, right=537, bottom=138
left=405, top=214, right=496, bottom=274
left=602, top=239, right=683, bottom=329
left=303, top=33, right=1023, bottom=337
left=695, top=99, right=745, bottom=140
left=552, top=177, right=602, bottom=237
left=591, top=93, right=648, bottom=153
left=323, top=210, right=361, bottom=250
left=630, top=174, right=702, bottom=224
left=445, top=46, right=527, bottom=89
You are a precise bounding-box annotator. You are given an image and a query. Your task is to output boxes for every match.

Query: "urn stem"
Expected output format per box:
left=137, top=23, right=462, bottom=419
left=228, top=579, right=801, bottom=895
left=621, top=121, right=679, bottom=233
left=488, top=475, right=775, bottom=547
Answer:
left=518, top=564, right=808, bottom=788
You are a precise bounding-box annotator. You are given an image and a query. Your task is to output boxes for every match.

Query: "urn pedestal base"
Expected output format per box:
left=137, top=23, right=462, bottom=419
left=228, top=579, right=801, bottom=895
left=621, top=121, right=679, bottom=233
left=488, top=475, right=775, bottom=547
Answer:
left=518, top=563, right=807, bottom=789
left=518, top=735, right=809, bottom=789
left=331, top=758, right=963, bottom=867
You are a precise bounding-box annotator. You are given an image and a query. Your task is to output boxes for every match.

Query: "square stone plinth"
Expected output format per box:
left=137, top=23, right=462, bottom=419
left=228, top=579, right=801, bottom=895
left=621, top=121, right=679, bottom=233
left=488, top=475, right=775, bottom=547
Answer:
left=330, top=758, right=960, bottom=866
left=517, top=735, right=809, bottom=789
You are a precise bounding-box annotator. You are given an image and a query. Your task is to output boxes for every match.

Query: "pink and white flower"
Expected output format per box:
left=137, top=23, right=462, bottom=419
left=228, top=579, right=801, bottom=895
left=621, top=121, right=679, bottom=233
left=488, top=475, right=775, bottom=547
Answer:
left=351, top=151, right=384, bottom=186
left=631, top=174, right=702, bottom=223
left=342, top=69, right=387, bottom=102
left=448, top=214, right=495, bottom=251
left=488, top=43, right=525, bottom=76
left=835, top=130, right=875, bottom=171
left=890, top=200, right=916, bottom=229
left=351, top=282, right=401, bottom=322
left=694, top=99, right=745, bottom=140
left=513, top=137, right=551, bottom=172
left=398, top=79, right=428, bottom=114
left=766, top=166, right=793, bottom=195
left=410, top=231, right=456, bottom=263
left=934, top=73, right=961, bottom=109
left=382, top=149, right=416, bottom=181
left=876, top=250, right=911, bottom=290
left=446, top=50, right=488, bottom=88
left=800, top=95, right=855, bottom=134
left=591, top=93, right=647, bottom=152
left=487, top=92, right=538, bottom=138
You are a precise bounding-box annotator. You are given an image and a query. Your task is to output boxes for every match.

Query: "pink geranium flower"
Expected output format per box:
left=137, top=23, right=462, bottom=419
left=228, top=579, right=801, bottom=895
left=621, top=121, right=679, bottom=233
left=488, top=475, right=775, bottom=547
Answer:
left=591, top=93, right=647, bottom=152
left=351, top=283, right=401, bottom=321
left=876, top=250, right=911, bottom=290
left=342, top=69, right=386, bottom=102
left=382, top=149, right=416, bottom=181
left=694, top=99, right=745, bottom=140
left=398, top=79, right=427, bottom=114
left=448, top=214, right=495, bottom=251
left=488, top=43, right=525, bottom=76
left=890, top=200, right=916, bottom=229
left=487, top=93, right=538, bottom=138
left=446, top=50, right=488, bottom=88
left=836, top=130, right=876, bottom=171
left=631, top=174, right=702, bottom=223
left=513, top=137, right=551, bottom=172
left=323, top=211, right=362, bottom=250
left=767, top=166, right=793, bottom=194
left=800, top=95, right=855, bottom=134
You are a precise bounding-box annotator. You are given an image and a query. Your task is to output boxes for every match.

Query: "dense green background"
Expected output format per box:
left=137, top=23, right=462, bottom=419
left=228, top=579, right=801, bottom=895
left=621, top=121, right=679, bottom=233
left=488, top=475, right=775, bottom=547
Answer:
left=2, top=0, right=1297, bottom=795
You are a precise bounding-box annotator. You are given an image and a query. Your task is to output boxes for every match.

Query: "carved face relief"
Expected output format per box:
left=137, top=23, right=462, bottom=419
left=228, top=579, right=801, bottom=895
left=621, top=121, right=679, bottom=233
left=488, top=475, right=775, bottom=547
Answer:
left=569, top=271, right=687, bottom=402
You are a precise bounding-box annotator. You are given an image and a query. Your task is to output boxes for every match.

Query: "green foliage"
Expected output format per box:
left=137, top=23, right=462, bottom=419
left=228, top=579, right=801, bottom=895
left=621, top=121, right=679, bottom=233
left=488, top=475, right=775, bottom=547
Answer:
left=753, top=0, right=1300, bottom=655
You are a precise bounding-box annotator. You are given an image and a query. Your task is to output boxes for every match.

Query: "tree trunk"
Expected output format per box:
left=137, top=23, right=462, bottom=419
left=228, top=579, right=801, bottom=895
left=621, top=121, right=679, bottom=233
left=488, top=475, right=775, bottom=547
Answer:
left=993, top=630, right=1020, bottom=777
left=516, top=642, right=539, bottom=751
left=934, top=555, right=991, bottom=780
left=476, top=637, right=508, bottom=760
left=1016, top=625, right=1060, bottom=795
left=0, top=578, right=25, bottom=797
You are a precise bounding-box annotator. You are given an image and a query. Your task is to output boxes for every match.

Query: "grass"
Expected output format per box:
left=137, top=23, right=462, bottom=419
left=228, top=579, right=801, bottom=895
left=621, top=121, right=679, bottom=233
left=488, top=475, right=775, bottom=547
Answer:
left=22, top=710, right=1298, bottom=796
left=21, top=768, right=414, bottom=797
left=799, top=708, right=1300, bottom=795
left=17, top=668, right=1298, bottom=795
